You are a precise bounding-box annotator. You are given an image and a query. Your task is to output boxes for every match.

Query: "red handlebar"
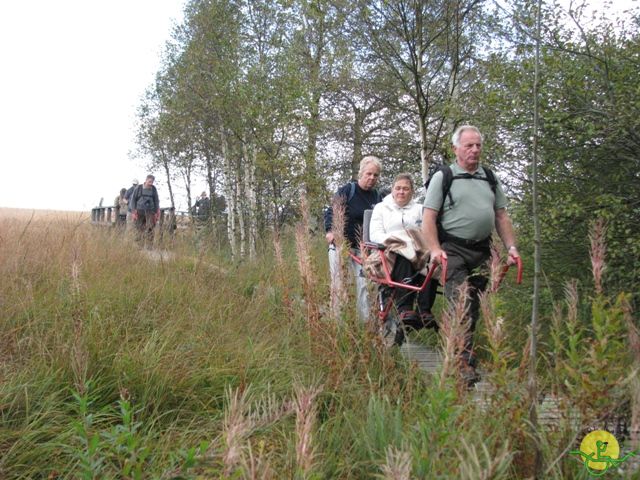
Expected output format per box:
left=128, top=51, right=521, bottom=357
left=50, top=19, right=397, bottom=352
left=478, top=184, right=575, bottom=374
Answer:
left=424, top=255, right=448, bottom=288
left=440, top=256, right=448, bottom=285
left=493, top=256, right=523, bottom=292
left=516, top=256, right=523, bottom=284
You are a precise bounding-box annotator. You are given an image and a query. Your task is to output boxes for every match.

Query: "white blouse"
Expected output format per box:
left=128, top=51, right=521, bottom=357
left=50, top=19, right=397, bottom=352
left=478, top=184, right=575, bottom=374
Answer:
left=369, top=194, right=423, bottom=244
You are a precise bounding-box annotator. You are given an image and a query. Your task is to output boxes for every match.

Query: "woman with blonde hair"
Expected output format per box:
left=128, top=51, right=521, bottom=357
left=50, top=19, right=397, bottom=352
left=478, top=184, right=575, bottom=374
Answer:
left=324, top=156, right=384, bottom=321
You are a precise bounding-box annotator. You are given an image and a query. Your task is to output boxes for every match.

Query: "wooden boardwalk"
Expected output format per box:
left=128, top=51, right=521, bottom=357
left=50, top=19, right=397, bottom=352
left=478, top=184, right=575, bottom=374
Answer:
left=401, top=339, right=579, bottom=424
left=399, top=340, right=443, bottom=372
left=399, top=339, right=493, bottom=403
left=399, top=339, right=588, bottom=423
left=399, top=338, right=639, bottom=473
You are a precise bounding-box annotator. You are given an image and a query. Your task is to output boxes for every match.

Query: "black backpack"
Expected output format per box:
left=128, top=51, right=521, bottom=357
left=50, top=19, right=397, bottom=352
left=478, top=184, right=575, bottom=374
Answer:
left=345, top=180, right=383, bottom=204
left=133, top=184, right=157, bottom=211
left=424, top=162, right=498, bottom=219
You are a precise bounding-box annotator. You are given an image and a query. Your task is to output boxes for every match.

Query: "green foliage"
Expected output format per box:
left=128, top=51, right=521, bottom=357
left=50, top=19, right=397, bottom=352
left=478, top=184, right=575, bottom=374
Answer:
left=550, top=289, right=633, bottom=419
left=70, top=384, right=152, bottom=480
left=476, top=2, right=640, bottom=308
left=71, top=383, right=107, bottom=479
left=1, top=201, right=638, bottom=478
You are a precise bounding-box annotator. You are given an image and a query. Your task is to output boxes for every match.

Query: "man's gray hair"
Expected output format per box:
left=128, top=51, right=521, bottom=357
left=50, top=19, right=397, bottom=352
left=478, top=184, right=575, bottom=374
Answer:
left=358, top=155, right=382, bottom=178
left=452, top=125, right=483, bottom=147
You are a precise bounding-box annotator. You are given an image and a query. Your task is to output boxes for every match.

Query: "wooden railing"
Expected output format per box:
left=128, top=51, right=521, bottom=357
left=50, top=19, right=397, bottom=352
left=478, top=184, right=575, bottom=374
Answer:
left=90, top=206, right=189, bottom=232
left=90, top=206, right=116, bottom=224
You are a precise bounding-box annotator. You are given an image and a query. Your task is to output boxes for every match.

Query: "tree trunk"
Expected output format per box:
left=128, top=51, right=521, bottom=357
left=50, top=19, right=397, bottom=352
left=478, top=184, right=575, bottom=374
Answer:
left=160, top=148, right=175, bottom=209
left=305, top=97, right=322, bottom=204
left=413, top=1, right=431, bottom=183
left=352, top=107, right=364, bottom=178
left=418, top=104, right=430, bottom=184
left=529, top=0, right=543, bottom=476
left=303, top=13, right=326, bottom=213
left=242, top=138, right=258, bottom=260
left=236, top=153, right=246, bottom=259
left=221, top=128, right=237, bottom=259
left=182, top=155, right=193, bottom=219
left=248, top=146, right=257, bottom=259
left=205, top=151, right=218, bottom=231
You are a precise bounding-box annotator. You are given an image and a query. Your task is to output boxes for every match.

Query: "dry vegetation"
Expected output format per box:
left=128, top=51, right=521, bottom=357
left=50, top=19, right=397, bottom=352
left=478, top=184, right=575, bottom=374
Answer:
left=0, top=207, right=90, bottom=222
left=0, top=210, right=637, bottom=479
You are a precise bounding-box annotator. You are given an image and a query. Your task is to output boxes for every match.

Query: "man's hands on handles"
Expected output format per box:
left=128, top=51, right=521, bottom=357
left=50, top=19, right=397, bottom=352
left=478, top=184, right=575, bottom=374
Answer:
left=507, top=245, right=520, bottom=265
left=428, top=248, right=448, bottom=284
left=495, top=208, right=520, bottom=265
left=431, top=246, right=519, bottom=265
left=507, top=245, right=520, bottom=266
left=429, top=248, right=448, bottom=266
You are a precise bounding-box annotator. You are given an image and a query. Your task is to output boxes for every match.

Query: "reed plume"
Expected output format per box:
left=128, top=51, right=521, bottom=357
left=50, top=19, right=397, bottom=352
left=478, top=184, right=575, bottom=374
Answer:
left=480, top=289, right=508, bottom=370
left=272, top=228, right=293, bottom=314
left=293, top=383, right=322, bottom=477
left=240, top=442, right=274, bottom=480
left=221, top=386, right=293, bottom=477
left=70, top=243, right=88, bottom=393
left=295, top=194, right=320, bottom=329
left=222, top=386, right=253, bottom=476
left=380, top=445, right=412, bottom=480
left=329, top=199, right=349, bottom=321
left=439, top=282, right=471, bottom=388
left=488, top=247, right=504, bottom=293
left=589, top=218, right=607, bottom=295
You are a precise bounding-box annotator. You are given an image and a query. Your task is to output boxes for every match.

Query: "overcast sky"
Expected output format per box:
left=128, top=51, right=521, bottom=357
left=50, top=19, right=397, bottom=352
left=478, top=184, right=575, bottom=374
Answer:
left=0, top=1, right=185, bottom=212
left=1, top=1, right=636, bottom=212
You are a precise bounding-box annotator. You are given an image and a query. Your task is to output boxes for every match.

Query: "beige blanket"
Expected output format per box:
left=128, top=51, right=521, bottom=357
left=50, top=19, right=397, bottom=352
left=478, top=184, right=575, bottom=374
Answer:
left=363, top=228, right=430, bottom=279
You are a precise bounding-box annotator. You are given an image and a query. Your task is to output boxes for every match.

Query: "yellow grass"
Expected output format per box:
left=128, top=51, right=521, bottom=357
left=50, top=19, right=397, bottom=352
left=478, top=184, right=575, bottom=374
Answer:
left=0, top=207, right=90, bottom=221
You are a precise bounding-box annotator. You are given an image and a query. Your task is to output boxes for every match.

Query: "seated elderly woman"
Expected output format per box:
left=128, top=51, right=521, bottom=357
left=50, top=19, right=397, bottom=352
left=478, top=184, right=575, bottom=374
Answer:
left=369, top=173, right=436, bottom=329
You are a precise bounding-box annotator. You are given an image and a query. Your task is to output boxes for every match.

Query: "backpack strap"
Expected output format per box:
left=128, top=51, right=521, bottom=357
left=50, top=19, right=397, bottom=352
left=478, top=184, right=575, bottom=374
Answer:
left=435, top=165, right=498, bottom=241
left=443, top=165, right=497, bottom=209
left=481, top=166, right=498, bottom=193
left=347, top=181, right=356, bottom=203
left=439, top=165, right=455, bottom=211
left=346, top=180, right=382, bottom=204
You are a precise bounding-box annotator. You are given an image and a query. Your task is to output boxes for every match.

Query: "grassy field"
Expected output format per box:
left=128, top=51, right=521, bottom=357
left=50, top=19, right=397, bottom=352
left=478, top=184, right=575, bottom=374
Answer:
left=0, top=209, right=637, bottom=479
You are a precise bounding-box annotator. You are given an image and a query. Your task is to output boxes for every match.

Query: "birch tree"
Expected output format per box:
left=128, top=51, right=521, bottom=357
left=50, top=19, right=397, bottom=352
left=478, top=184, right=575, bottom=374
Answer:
left=357, top=0, right=487, bottom=181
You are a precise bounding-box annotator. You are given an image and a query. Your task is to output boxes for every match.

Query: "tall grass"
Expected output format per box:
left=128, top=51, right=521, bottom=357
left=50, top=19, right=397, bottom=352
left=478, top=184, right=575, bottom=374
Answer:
left=0, top=211, right=636, bottom=478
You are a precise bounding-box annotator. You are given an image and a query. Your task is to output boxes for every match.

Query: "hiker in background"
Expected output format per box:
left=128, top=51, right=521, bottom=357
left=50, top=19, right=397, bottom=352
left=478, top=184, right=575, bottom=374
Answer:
left=324, top=156, right=383, bottom=322
left=124, top=178, right=139, bottom=228
left=114, top=188, right=128, bottom=229
left=369, top=173, right=436, bottom=331
left=422, top=125, right=520, bottom=386
left=195, top=191, right=211, bottom=222
left=131, top=175, right=160, bottom=248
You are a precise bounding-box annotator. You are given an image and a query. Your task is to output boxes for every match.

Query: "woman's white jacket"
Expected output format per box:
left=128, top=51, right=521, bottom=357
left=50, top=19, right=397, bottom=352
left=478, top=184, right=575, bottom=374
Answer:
left=369, top=194, right=423, bottom=244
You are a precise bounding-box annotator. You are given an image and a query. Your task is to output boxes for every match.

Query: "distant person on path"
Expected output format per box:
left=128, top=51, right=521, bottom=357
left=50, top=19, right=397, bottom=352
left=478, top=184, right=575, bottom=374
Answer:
left=114, top=188, right=128, bottom=228
left=422, top=125, right=520, bottom=386
left=124, top=178, right=139, bottom=228
left=324, top=156, right=384, bottom=322
left=195, top=191, right=211, bottom=222
left=131, top=175, right=160, bottom=248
